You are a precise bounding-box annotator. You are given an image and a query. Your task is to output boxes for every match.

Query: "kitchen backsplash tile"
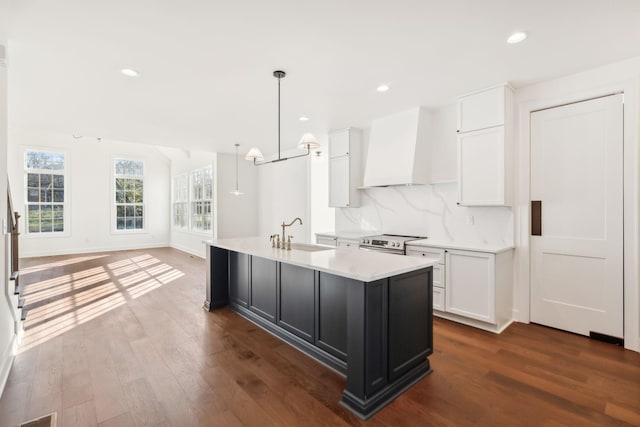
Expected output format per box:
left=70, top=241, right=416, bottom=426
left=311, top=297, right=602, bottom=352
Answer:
left=336, top=182, right=512, bottom=245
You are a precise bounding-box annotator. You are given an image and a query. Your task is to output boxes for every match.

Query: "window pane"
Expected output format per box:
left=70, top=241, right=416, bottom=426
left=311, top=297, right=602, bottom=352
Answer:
left=27, top=173, right=39, bottom=187
left=125, top=218, right=134, bottom=229
left=53, top=174, right=64, bottom=188
left=117, top=205, right=125, bottom=217
left=28, top=189, right=39, bottom=202
left=116, top=191, right=124, bottom=203
left=125, top=191, right=134, bottom=203
left=134, top=217, right=143, bottom=229
left=53, top=190, right=64, bottom=203
left=28, top=206, right=40, bottom=233
left=125, top=205, right=134, bottom=217
left=117, top=218, right=125, bottom=230
left=40, top=189, right=52, bottom=203
left=53, top=205, right=64, bottom=220
left=116, top=178, right=124, bottom=191
left=135, top=205, right=143, bottom=217
left=134, top=180, right=143, bottom=203
left=40, top=174, right=51, bottom=187
left=53, top=221, right=64, bottom=232
left=115, top=160, right=126, bottom=175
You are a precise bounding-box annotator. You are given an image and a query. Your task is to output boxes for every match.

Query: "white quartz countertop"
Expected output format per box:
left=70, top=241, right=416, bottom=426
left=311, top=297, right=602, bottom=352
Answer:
left=315, top=231, right=379, bottom=240
left=407, top=239, right=514, bottom=254
left=207, top=237, right=436, bottom=282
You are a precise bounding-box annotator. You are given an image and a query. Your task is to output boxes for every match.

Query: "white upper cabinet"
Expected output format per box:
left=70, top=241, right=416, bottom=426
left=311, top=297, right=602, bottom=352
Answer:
left=456, top=85, right=506, bottom=132
left=328, top=128, right=361, bottom=208
left=456, top=84, right=513, bottom=206
left=329, top=130, right=350, bottom=158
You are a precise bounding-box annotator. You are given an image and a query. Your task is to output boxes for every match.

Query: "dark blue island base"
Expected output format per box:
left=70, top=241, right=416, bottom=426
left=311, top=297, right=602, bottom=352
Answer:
left=204, top=245, right=433, bottom=420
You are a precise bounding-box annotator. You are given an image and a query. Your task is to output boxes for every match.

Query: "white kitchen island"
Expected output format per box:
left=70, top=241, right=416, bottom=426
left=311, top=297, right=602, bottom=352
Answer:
left=204, top=237, right=436, bottom=420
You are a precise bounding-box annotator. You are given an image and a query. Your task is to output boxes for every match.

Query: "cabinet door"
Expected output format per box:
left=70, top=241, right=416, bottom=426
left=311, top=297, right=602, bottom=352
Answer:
left=279, top=264, right=315, bottom=343
left=316, top=236, right=337, bottom=246
left=250, top=256, right=278, bottom=323
left=457, top=126, right=505, bottom=206
left=229, top=251, right=249, bottom=308
left=329, top=155, right=350, bottom=207
left=316, top=272, right=348, bottom=361
left=457, top=86, right=505, bottom=132
left=432, top=263, right=444, bottom=289
left=329, top=130, right=350, bottom=158
left=446, top=250, right=495, bottom=323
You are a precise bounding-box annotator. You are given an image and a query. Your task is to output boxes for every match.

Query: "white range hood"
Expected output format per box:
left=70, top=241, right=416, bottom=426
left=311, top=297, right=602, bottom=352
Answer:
left=363, top=107, right=431, bottom=187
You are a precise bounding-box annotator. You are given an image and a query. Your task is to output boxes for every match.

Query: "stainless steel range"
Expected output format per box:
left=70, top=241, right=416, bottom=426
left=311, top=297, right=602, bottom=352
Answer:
left=359, top=234, right=426, bottom=255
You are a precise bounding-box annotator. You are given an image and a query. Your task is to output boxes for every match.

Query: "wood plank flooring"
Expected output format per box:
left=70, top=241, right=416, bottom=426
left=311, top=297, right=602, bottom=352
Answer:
left=1, top=247, right=639, bottom=426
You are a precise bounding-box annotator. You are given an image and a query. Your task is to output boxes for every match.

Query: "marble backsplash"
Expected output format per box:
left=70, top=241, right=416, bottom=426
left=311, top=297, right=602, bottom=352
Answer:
left=336, top=183, right=513, bottom=246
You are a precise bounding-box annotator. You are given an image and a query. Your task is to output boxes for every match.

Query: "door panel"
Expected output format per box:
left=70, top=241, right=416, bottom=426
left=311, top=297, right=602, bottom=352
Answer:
left=530, top=94, right=623, bottom=338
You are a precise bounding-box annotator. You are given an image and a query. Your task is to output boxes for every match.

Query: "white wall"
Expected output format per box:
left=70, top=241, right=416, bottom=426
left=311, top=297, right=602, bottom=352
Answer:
left=216, top=152, right=259, bottom=239
left=167, top=148, right=258, bottom=258
left=513, top=56, right=640, bottom=352
left=257, top=148, right=311, bottom=243
left=0, top=44, right=14, bottom=399
left=7, top=130, right=171, bottom=257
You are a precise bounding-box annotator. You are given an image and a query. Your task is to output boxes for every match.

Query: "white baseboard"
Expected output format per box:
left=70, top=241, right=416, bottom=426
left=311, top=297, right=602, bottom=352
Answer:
left=0, top=334, right=16, bottom=400
left=169, top=243, right=206, bottom=259
left=20, top=242, right=171, bottom=259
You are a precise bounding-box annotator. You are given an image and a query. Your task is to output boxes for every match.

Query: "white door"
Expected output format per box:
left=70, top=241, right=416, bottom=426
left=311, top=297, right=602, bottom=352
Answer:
left=530, top=94, right=623, bottom=339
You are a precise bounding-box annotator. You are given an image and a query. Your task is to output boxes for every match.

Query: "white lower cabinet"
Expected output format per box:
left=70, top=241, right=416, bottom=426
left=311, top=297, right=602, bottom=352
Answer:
left=407, top=244, right=513, bottom=333
left=432, top=286, right=445, bottom=312
left=445, top=250, right=495, bottom=323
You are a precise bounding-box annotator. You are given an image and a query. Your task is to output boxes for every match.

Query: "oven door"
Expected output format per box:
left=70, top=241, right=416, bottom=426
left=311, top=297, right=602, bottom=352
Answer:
left=359, top=246, right=404, bottom=255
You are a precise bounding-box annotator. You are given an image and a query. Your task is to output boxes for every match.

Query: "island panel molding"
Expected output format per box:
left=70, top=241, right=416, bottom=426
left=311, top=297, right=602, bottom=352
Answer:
left=205, top=238, right=435, bottom=419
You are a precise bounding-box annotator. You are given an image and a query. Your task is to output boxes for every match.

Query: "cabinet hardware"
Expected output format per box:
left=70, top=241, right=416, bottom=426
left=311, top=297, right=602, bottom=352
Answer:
left=531, top=200, right=542, bottom=236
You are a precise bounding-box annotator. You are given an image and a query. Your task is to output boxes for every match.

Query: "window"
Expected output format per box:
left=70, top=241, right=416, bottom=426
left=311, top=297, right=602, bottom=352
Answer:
left=25, top=150, right=65, bottom=234
left=190, top=166, right=213, bottom=232
left=172, top=174, right=188, bottom=228
left=114, top=159, right=144, bottom=231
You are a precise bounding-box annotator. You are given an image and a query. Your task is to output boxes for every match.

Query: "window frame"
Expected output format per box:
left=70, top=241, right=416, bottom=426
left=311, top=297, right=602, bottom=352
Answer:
left=111, top=157, right=146, bottom=234
left=23, top=148, right=69, bottom=237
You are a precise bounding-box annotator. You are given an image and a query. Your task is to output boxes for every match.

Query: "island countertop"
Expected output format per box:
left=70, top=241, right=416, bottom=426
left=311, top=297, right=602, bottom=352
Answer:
left=206, top=237, right=436, bottom=282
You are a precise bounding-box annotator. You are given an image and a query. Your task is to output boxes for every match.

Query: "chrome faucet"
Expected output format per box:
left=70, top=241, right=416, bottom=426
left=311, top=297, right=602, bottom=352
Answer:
left=281, top=217, right=303, bottom=249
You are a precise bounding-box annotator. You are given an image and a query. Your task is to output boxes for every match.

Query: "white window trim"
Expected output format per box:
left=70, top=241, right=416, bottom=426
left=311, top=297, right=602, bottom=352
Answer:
left=23, top=148, right=71, bottom=238
left=111, top=157, right=147, bottom=235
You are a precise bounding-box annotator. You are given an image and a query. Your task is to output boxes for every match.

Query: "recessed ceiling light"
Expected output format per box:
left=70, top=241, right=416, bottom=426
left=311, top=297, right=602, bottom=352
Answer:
left=120, top=68, right=139, bottom=77
left=507, top=32, right=527, bottom=44
left=377, top=84, right=390, bottom=92
left=299, top=116, right=309, bottom=121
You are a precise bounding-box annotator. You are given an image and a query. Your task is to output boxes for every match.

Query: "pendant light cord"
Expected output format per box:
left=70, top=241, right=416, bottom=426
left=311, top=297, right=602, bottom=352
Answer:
left=277, top=74, right=281, bottom=160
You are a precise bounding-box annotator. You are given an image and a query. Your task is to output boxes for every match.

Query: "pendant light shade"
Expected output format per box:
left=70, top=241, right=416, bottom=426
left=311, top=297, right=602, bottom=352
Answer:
left=230, top=144, right=244, bottom=196
left=244, top=147, right=264, bottom=162
left=297, top=133, right=320, bottom=150
left=246, top=70, right=318, bottom=166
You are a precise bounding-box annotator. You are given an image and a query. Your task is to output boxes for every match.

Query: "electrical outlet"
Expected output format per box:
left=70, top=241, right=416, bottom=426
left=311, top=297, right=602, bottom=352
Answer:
left=466, top=215, right=474, bottom=225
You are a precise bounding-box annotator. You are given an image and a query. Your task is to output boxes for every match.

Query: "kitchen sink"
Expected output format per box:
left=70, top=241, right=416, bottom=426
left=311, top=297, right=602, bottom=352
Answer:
left=290, top=243, right=334, bottom=252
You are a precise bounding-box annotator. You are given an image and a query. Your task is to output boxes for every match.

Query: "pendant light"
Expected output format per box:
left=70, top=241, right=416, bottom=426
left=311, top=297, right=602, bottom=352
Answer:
left=230, top=143, right=244, bottom=196
left=245, top=70, right=320, bottom=165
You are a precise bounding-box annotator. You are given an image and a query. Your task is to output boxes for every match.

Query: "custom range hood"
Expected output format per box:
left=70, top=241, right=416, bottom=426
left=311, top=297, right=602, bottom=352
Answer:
left=363, top=107, right=430, bottom=187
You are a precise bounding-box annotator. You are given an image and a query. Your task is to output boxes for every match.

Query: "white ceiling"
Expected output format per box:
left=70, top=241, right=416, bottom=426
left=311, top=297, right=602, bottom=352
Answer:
left=5, top=0, right=640, bottom=154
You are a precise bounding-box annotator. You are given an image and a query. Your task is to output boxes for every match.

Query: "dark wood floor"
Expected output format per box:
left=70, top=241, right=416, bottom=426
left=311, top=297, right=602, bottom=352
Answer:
left=1, top=248, right=639, bottom=426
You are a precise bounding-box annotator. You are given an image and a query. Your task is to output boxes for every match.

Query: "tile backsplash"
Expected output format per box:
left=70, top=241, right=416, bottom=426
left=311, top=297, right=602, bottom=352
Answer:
left=336, top=183, right=513, bottom=245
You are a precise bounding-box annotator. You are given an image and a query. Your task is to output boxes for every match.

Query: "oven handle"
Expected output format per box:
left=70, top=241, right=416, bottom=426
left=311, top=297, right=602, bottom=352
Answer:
left=358, top=246, right=404, bottom=255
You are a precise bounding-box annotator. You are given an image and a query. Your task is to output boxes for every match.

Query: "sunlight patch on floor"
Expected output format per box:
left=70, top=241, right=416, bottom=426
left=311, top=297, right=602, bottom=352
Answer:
left=18, top=253, right=186, bottom=353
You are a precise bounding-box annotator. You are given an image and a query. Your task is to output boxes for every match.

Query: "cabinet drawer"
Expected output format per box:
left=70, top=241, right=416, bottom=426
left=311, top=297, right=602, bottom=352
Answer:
left=337, top=238, right=359, bottom=249
left=433, top=287, right=445, bottom=312
left=406, top=247, right=445, bottom=264
left=433, top=263, right=445, bottom=288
